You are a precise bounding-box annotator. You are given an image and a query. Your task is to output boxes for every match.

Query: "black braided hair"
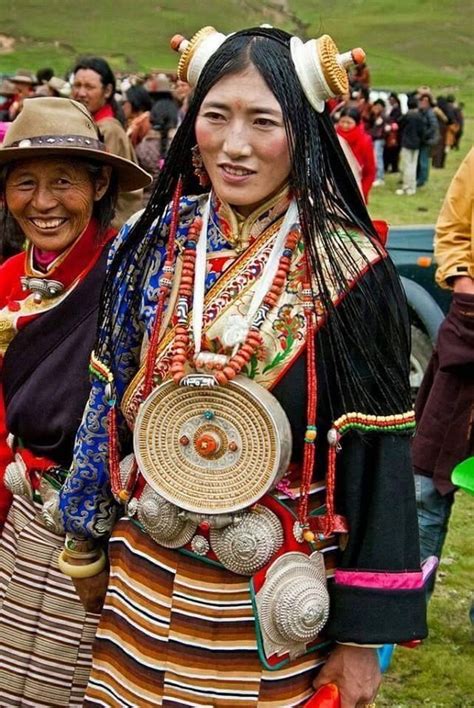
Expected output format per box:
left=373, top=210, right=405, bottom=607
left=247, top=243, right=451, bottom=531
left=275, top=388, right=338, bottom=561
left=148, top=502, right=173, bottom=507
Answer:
left=96, top=27, right=411, bottom=416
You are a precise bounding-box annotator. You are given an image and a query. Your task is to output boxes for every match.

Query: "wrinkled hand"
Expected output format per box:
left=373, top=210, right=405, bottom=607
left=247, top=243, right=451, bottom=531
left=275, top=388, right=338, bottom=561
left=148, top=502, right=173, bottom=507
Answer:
left=72, top=567, right=109, bottom=615
left=313, top=644, right=381, bottom=707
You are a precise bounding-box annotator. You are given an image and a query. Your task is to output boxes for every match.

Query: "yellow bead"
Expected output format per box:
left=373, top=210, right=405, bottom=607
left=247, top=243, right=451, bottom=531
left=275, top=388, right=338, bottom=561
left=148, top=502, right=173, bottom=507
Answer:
left=305, top=430, right=317, bottom=442
left=118, top=489, right=129, bottom=502
left=303, top=529, right=315, bottom=543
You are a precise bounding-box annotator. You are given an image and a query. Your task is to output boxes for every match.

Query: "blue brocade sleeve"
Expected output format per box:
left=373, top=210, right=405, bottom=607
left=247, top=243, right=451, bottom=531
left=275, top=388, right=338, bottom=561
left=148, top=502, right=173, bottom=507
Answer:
left=60, top=198, right=202, bottom=538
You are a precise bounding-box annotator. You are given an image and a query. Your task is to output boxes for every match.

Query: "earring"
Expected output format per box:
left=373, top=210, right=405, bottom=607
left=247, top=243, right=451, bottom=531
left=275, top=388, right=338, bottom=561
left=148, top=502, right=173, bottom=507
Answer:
left=191, top=144, right=210, bottom=187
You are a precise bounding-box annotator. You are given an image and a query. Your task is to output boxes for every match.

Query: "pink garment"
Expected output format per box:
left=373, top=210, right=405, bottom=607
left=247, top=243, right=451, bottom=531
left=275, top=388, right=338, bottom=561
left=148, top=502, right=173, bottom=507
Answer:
left=335, top=556, right=438, bottom=591
left=0, top=122, right=10, bottom=144
left=33, top=247, right=61, bottom=271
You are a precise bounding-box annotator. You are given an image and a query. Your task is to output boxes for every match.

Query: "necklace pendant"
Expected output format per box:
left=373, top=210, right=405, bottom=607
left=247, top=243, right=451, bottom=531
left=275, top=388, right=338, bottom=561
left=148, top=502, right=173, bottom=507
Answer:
left=222, top=314, right=249, bottom=349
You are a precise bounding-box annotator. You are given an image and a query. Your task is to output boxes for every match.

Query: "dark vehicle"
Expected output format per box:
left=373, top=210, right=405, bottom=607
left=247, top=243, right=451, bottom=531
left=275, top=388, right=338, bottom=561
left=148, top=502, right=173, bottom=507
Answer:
left=387, top=224, right=451, bottom=396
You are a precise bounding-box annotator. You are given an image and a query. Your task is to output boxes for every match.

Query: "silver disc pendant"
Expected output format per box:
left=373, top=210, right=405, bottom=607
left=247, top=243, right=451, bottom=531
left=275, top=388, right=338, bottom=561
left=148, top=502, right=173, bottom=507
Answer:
left=210, top=504, right=283, bottom=575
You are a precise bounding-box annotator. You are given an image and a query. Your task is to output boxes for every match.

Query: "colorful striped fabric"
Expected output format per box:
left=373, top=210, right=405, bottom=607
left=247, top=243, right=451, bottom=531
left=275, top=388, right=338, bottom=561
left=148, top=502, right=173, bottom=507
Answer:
left=84, top=517, right=333, bottom=707
left=0, top=495, right=100, bottom=707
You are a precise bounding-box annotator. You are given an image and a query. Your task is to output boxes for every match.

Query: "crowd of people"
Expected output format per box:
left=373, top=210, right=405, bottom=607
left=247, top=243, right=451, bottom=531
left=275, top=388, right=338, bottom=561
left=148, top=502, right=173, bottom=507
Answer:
left=329, top=72, right=464, bottom=202
left=0, top=25, right=470, bottom=708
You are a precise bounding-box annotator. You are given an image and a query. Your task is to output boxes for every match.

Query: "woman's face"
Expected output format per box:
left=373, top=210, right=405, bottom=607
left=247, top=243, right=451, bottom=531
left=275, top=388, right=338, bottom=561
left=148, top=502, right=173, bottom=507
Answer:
left=195, top=65, right=291, bottom=216
left=338, top=116, right=357, bottom=132
left=5, top=157, right=110, bottom=252
left=72, top=69, right=112, bottom=115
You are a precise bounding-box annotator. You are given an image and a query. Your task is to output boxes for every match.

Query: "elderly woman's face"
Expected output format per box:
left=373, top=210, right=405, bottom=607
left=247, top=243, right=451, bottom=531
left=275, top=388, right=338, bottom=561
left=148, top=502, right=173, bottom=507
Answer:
left=5, top=158, right=110, bottom=252
left=195, top=65, right=291, bottom=216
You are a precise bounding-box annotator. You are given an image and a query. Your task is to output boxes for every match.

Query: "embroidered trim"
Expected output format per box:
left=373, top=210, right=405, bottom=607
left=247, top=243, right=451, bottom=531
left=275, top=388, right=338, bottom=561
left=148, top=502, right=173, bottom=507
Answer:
left=335, top=568, right=424, bottom=591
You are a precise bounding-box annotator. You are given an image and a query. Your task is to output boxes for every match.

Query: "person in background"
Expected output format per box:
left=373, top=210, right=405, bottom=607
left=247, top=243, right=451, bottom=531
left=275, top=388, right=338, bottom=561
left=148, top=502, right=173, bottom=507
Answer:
left=396, top=95, right=425, bottom=196
left=384, top=92, right=402, bottom=174
left=412, top=148, right=474, bottom=596
left=123, top=84, right=152, bottom=147
left=9, top=71, right=37, bottom=120
left=349, top=61, right=370, bottom=90
left=149, top=72, right=179, bottom=130
left=46, top=76, right=69, bottom=98
left=352, top=86, right=372, bottom=129
left=417, top=93, right=439, bottom=188
left=445, top=95, right=461, bottom=152
left=367, top=98, right=388, bottom=187
left=72, top=56, right=145, bottom=228
left=336, top=106, right=376, bottom=203
left=174, top=78, right=192, bottom=125
left=452, top=101, right=464, bottom=151
left=431, top=96, right=450, bottom=169
left=35, top=67, right=55, bottom=96
left=0, top=80, right=16, bottom=122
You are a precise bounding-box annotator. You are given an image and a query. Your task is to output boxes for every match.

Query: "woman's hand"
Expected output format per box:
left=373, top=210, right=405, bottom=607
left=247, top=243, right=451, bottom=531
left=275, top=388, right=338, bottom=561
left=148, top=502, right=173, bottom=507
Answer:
left=72, top=567, right=110, bottom=615
left=313, top=644, right=381, bottom=707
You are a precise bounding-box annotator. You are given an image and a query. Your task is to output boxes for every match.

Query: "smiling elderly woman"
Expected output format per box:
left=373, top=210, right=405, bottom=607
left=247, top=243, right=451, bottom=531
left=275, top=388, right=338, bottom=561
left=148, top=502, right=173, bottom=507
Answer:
left=0, top=97, right=150, bottom=707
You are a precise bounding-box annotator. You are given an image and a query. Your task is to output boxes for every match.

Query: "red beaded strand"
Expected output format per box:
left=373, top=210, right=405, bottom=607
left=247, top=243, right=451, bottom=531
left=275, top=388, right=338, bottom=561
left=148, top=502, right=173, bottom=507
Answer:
left=297, top=260, right=318, bottom=541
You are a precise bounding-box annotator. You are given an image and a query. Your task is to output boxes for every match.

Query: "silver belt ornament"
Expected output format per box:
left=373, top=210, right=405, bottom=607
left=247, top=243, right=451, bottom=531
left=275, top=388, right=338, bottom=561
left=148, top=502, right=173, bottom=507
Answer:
left=255, top=551, right=330, bottom=660
left=135, top=483, right=284, bottom=576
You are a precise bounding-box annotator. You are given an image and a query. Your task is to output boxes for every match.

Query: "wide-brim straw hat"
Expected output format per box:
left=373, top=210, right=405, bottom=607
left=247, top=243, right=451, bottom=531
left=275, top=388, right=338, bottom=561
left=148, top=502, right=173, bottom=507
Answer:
left=0, top=97, right=152, bottom=192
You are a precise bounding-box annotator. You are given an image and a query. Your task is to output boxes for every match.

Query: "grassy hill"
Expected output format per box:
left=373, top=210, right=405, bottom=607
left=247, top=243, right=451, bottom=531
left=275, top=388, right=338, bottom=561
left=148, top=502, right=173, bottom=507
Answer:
left=0, top=0, right=473, bottom=100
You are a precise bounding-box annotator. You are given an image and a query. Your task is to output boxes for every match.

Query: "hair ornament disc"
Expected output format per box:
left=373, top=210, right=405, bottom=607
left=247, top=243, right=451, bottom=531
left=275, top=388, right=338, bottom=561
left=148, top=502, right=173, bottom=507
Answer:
left=171, top=26, right=228, bottom=86
left=290, top=34, right=365, bottom=112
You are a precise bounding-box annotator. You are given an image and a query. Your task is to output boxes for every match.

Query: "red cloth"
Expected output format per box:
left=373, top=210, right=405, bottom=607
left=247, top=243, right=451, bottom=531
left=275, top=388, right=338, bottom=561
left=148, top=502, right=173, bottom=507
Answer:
left=336, top=123, right=376, bottom=202
left=93, top=104, right=115, bottom=122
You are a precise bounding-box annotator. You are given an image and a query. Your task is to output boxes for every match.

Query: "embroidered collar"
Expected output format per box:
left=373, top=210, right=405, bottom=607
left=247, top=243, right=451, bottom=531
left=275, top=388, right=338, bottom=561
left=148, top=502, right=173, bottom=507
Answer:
left=210, top=185, right=291, bottom=253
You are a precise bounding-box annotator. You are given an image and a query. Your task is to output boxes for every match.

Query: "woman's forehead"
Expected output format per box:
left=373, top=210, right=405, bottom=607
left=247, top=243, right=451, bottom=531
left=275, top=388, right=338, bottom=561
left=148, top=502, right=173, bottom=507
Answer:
left=202, top=66, right=280, bottom=111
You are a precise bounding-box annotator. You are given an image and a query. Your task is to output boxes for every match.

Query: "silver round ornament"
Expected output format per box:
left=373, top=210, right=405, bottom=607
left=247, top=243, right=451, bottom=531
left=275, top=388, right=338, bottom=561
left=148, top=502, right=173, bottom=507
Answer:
left=191, top=534, right=210, bottom=556
left=258, top=551, right=329, bottom=649
left=210, top=504, right=283, bottom=575
left=137, top=484, right=197, bottom=548
left=134, top=376, right=292, bottom=515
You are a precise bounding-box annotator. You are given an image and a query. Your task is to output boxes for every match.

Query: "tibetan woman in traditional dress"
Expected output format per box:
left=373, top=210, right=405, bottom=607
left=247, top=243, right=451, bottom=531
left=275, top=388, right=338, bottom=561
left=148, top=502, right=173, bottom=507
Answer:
left=61, top=27, right=432, bottom=707
left=0, top=98, right=150, bottom=707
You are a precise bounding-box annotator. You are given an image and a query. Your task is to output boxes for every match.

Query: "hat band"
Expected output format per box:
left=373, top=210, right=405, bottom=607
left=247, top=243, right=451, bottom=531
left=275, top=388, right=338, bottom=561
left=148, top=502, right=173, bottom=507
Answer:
left=8, top=134, right=105, bottom=150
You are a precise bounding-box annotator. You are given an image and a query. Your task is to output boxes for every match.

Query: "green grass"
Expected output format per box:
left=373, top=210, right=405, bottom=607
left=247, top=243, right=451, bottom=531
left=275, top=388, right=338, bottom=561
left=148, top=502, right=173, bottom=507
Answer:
left=378, top=491, right=474, bottom=707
